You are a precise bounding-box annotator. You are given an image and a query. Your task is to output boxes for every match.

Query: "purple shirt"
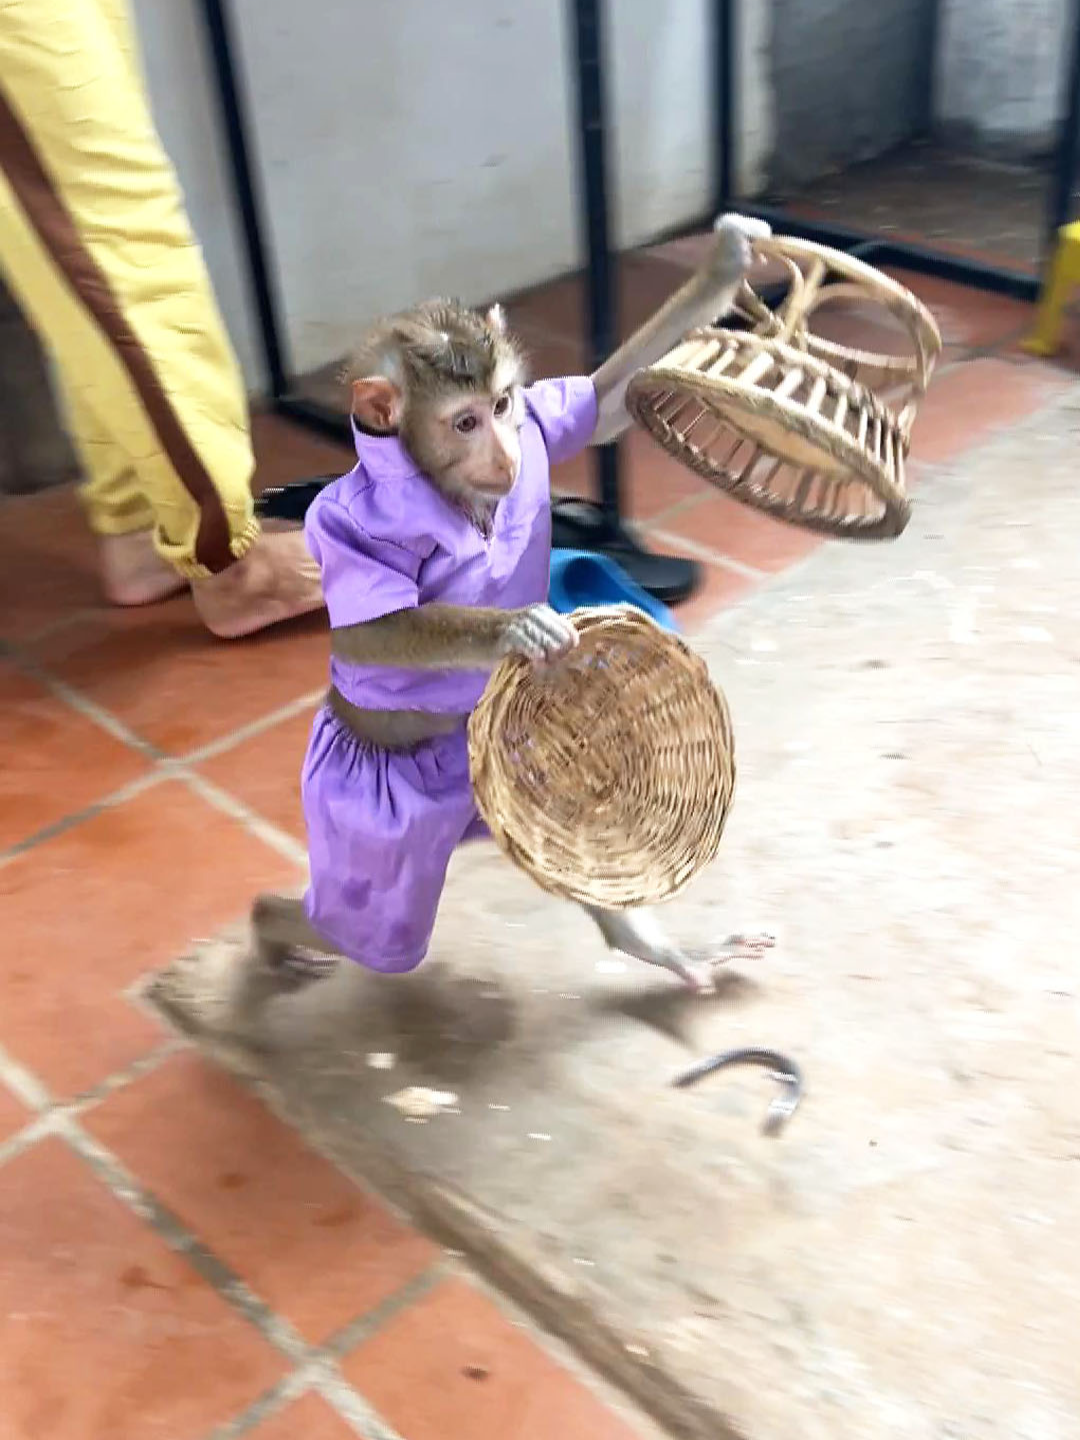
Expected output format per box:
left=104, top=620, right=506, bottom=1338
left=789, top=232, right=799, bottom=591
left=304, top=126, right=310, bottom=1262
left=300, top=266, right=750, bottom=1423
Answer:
left=305, top=375, right=598, bottom=714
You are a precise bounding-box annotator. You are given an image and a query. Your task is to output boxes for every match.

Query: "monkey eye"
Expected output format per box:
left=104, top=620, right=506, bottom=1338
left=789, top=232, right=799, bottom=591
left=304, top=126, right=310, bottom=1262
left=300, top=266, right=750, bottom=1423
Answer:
left=493, top=392, right=513, bottom=418
left=454, top=413, right=479, bottom=435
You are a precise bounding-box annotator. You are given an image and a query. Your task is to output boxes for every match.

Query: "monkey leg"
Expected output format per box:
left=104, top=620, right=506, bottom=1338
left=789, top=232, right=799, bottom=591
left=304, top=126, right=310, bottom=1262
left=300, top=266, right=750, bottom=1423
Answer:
left=232, top=894, right=342, bottom=1023
left=582, top=905, right=774, bottom=992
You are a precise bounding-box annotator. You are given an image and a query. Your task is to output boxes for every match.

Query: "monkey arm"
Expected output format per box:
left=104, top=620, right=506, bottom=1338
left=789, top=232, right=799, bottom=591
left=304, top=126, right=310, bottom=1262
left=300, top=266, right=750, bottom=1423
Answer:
left=330, top=602, right=575, bottom=671
left=587, top=213, right=771, bottom=447
left=331, top=606, right=511, bottom=670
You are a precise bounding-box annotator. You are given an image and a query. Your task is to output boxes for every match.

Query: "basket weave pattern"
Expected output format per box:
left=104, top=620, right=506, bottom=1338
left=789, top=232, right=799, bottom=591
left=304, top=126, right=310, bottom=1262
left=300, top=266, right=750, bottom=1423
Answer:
left=468, top=607, right=736, bottom=909
left=627, top=236, right=943, bottom=541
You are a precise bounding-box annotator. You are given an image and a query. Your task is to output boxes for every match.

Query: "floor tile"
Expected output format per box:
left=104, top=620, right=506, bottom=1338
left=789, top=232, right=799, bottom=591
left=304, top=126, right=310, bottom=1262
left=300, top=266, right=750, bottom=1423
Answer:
left=883, top=270, right=1033, bottom=350
left=650, top=491, right=821, bottom=573
left=0, top=664, right=151, bottom=852
left=516, top=326, right=587, bottom=382
left=909, top=356, right=1072, bottom=467
left=506, top=252, right=734, bottom=354
left=1000, top=324, right=1080, bottom=374
left=551, top=430, right=709, bottom=528
left=0, top=781, right=299, bottom=1097
left=343, top=1278, right=644, bottom=1440
left=246, top=1393, right=360, bottom=1439
left=197, top=705, right=316, bottom=842
left=671, top=560, right=759, bottom=633
left=31, top=603, right=329, bottom=756
left=87, top=1051, right=437, bottom=1343
left=506, top=274, right=582, bottom=345
left=0, top=485, right=105, bottom=643
left=0, top=1138, right=284, bottom=1440
left=0, top=1084, right=29, bottom=1142
left=620, top=429, right=722, bottom=523
left=251, top=412, right=354, bottom=492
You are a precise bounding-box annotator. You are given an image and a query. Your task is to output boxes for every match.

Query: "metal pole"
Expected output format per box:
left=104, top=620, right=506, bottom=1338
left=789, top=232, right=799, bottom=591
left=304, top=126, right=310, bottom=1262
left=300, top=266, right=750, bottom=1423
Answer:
left=714, top=0, right=735, bottom=214
left=917, top=0, right=942, bottom=138
left=568, top=0, right=621, bottom=531
left=197, top=0, right=290, bottom=401
left=1045, top=0, right=1080, bottom=254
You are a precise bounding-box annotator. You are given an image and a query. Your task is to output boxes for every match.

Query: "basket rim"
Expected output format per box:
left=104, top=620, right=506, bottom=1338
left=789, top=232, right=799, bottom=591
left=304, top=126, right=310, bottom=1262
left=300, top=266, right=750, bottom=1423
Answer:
left=467, top=605, right=737, bottom=909
left=753, top=234, right=943, bottom=355
left=628, top=362, right=910, bottom=540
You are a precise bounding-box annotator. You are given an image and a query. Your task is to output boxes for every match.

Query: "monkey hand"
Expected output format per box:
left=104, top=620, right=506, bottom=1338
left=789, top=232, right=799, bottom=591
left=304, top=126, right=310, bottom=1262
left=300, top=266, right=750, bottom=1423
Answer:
left=708, top=212, right=773, bottom=280
left=499, top=604, right=579, bottom=666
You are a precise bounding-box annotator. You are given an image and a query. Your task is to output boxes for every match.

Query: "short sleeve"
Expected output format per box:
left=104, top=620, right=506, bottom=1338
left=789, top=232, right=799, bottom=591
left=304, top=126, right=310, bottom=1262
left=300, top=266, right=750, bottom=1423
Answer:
left=304, top=493, right=420, bottom=630
left=523, top=376, right=598, bottom=467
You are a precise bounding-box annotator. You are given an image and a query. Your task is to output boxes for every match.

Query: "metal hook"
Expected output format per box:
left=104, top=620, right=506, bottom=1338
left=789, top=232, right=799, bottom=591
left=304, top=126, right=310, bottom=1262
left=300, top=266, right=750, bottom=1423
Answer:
left=671, top=1047, right=803, bottom=1135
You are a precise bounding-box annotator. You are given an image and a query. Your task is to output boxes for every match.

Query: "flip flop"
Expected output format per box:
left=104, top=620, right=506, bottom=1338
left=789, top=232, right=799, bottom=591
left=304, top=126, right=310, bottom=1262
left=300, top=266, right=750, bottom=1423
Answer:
left=255, top=475, right=337, bottom=522
left=549, top=548, right=678, bottom=632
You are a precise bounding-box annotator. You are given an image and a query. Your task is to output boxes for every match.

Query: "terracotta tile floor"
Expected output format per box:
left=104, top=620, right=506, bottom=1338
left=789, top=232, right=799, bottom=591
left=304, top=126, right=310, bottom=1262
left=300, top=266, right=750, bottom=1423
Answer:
left=0, top=262, right=1068, bottom=1438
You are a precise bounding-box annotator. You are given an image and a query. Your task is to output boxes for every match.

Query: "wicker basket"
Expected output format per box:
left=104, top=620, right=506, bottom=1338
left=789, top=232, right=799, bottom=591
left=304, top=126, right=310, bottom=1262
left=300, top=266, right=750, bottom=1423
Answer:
left=627, top=235, right=943, bottom=540
left=468, top=607, right=736, bottom=909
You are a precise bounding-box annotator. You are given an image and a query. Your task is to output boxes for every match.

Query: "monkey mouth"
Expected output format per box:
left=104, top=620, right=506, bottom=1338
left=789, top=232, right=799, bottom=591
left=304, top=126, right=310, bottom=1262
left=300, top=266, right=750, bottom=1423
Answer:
left=476, top=471, right=518, bottom=496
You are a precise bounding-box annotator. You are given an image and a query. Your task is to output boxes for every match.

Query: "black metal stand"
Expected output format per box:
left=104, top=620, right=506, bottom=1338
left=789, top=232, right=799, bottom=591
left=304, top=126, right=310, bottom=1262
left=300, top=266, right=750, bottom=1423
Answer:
left=197, top=0, right=289, bottom=401
left=559, top=0, right=699, bottom=606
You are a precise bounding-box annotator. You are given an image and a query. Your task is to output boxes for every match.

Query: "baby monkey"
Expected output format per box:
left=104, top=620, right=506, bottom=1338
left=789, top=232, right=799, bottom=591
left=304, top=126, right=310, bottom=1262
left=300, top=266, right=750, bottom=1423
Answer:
left=235, top=214, right=775, bottom=1030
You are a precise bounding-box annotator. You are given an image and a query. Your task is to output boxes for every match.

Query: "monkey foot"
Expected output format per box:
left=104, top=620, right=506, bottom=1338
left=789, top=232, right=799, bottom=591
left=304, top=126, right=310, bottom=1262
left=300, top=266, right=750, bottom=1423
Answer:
left=662, top=932, right=775, bottom=993
left=99, top=529, right=187, bottom=607
left=264, top=946, right=340, bottom=994
left=192, top=527, right=325, bottom=638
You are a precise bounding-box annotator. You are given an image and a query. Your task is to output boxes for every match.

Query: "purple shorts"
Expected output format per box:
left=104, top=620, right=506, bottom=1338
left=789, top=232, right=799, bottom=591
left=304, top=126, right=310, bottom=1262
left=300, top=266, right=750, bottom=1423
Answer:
left=301, top=706, right=487, bottom=972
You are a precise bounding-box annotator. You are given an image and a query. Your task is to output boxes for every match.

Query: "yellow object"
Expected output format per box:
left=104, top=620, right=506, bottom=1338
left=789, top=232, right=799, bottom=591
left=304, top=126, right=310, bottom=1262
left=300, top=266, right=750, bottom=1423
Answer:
left=1023, top=220, right=1080, bottom=358
left=0, top=0, right=258, bottom=577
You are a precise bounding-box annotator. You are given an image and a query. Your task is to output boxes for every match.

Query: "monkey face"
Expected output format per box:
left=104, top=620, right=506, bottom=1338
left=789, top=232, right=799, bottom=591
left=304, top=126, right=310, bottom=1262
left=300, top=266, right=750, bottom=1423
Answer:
left=347, top=297, right=528, bottom=522
left=403, top=384, right=524, bottom=503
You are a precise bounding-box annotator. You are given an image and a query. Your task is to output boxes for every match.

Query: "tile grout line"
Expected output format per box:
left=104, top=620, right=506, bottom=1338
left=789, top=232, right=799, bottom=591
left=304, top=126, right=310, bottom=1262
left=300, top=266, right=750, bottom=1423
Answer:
left=0, top=767, right=171, bottom=868
left=201, top=1266, right=449, bottom=1440
left=644, top=523, right=774, bottom=580
left=181, top=687, right=326, bottom=765
left=312, top=1369, right=409, bottom=1440
left=3, top=633, right=317, bottom=866
left=180, top=770, right=310, bottom=869
left=7, top=648, right=166, bottom=760
left=58, top=1114, right=314, bottom=1360
left=0, top=1041, right=428, bottom=1440
left=66, top=1109, right=417, bottom=1440
left=202, top=1369, right=324, bottom=1440
left=0, top=1039, right=53, bottom=1111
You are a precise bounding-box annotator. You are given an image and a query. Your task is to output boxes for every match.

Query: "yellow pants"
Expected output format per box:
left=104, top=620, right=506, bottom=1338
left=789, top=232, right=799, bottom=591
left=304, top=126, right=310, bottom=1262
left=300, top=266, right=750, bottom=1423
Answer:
left=0, top=0, right=257, bottom=576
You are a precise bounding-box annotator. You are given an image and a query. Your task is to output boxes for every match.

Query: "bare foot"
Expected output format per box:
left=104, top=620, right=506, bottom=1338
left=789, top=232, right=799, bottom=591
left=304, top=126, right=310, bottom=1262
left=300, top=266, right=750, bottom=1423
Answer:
left=99, top=530, right=186, bottom=607
left=192, top=527, right=325, bottom=639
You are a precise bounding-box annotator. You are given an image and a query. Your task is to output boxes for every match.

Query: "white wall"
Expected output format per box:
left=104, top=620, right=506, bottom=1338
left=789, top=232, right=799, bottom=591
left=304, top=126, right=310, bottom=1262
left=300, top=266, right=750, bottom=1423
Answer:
left=934, top=0, right=1070, bottom=158
left=132, top=0, right=767, bottom=391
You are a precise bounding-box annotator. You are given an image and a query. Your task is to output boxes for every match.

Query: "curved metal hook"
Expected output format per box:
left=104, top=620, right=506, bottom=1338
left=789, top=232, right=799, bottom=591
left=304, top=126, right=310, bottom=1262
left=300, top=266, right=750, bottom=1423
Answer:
left=671, top=1047, right=803, bottom=1136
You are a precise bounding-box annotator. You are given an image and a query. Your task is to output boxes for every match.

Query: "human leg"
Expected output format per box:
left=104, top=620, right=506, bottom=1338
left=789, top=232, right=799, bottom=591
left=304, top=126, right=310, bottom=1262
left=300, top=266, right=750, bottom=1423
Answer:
left=0, top=0, right=323, bottom=633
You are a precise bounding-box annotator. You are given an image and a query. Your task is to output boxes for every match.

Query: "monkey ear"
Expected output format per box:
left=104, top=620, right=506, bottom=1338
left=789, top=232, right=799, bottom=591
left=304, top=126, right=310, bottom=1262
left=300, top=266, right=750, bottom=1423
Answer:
left=351, top=376, right=403, bottom=433
left=486, top=303, right=507, bottom=335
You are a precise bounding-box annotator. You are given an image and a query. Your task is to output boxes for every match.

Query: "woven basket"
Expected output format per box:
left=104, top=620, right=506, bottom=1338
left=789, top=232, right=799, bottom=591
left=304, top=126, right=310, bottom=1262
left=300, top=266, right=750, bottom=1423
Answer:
left=627, top=235, right=943, bottom=541
left=468, top=606, right=736, bottom=909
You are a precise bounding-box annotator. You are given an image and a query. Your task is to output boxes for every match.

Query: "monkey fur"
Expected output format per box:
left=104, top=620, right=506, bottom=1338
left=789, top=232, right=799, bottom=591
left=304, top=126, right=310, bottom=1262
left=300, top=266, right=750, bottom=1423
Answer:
left=239, top=215, right=775, bottom=1026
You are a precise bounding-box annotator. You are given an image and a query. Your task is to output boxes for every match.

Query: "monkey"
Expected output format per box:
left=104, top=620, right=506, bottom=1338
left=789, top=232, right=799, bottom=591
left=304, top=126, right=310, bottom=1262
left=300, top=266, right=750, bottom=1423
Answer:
left=228, top=214, right=776, bottom=1034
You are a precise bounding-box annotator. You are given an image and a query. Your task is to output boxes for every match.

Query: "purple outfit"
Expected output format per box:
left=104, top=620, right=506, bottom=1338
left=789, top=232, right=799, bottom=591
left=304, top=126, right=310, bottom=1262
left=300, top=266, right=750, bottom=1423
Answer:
left=301, top=376, right=598, bottom=973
